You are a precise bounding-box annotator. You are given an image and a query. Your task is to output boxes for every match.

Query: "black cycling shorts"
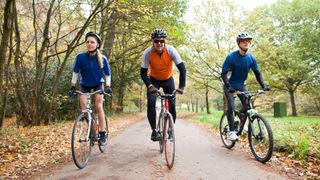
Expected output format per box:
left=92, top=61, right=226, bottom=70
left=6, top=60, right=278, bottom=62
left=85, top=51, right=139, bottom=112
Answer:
left=80, top=84, right=103, bottom=93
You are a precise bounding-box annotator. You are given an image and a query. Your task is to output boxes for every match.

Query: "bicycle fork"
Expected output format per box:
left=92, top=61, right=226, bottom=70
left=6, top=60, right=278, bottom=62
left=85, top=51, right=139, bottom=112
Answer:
left=248, top=117, right=265, bottom=141
left=77, top=112, right=93, bottom=143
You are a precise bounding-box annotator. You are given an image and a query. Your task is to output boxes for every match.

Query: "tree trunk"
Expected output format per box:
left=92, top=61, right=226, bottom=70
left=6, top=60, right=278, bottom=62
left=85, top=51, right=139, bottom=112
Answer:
left=102, top=11, right=118, bottom=59
left=13, top=1, right=32, bottom=126
left=196, top=98, right=198, bottom=113
left=192, top=101, right=194, bottom=112
left=0, top=20, right=14, bottom=127
left=0, top=0, right=14, bottom=120
left=116, top=61, right=126, bottom=113
left=116, top=87, right=125, bottom=113
left=205, top=86, right=211, bottom=114
left=30, top=0, right=56, bottom=125
left=289, top=90, right=297, bottom=116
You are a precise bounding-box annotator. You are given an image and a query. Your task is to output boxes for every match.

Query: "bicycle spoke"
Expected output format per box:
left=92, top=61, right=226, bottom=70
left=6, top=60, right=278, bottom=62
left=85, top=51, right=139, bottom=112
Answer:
left=248, top=115, right=273, bottom=163
left=71, top=114, right=92, bottom=169
left=71, top=90, right=111, bottom=169
left=164, top=113, right=175, bottom=169
left=157, top=110, right=164, bottom=153
left=219, top=113, right=236, bottom=149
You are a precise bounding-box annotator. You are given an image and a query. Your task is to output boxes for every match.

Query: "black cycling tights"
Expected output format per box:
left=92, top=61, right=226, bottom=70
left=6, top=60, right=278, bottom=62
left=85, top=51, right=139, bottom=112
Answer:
left=223, top=85, right=248, bottom=131
left=147, top=77, right=176, bottom=130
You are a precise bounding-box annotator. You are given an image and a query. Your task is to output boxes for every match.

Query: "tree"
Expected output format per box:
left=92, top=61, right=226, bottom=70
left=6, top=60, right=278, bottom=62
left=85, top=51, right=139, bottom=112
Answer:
left=4, top=0, right=108, bottom=126
left=100, top=0, right=188, bottom=112
left=0, top=0, right=15, bottom=127
left=183, top=0, right=242, bottom=114
left=250, top=0, right=320, bottom=116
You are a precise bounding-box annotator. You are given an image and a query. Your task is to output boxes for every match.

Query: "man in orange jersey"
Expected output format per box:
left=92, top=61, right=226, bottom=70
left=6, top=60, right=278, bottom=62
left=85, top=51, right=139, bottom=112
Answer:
left=140, top=28, right=186, bottom=141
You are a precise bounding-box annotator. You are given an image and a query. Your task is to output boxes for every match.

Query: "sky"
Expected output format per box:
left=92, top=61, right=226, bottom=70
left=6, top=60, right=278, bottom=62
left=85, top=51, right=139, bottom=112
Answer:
left=183, top=0, right=278, bottom=23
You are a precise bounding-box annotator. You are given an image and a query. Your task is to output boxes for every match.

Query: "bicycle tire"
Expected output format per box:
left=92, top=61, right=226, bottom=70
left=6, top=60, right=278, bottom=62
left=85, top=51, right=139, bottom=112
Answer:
left=98, top=116, right=109, bottom=153
left=219, top=113, right=236, bottom=149
left=248, top=114, right=273, bottom=163
left=71, top=113, right=92, bottom=169
left=163, top=112, right=175, bottom=169
left=157, top=109, right=164, bottom=153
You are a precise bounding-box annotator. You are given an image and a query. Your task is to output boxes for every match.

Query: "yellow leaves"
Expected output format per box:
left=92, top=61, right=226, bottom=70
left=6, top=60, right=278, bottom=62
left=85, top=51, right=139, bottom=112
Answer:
left=0, top=113, right=145, bottom=178
left=6, top=154, right=14, bottom=162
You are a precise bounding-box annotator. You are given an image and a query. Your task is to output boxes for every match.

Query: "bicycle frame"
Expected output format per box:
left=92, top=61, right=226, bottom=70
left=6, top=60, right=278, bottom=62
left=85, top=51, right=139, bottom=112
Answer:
left=75, top=90, right=99, bottom=142
left=71, top=89, right=111, bottom=169
left=156, top=90, right=176, bottom=169
left=220, top=89, right=273, bottom=162
left=157, top=90, right=177, bottom=122
left=160, top=94, right=171, bottom=113
left=235, top=90, right=264, bottom=135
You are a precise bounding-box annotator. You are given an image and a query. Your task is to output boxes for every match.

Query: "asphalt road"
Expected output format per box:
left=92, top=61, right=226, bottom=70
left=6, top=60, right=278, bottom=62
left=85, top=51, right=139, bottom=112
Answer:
left=45, top=118, right=286, bottom=180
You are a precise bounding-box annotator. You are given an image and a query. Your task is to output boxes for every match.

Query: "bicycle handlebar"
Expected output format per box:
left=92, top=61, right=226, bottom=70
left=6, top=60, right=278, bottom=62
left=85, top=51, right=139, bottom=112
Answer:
left=235, top=89, right=265, bottom=97
left=74, top=90, right=111, bottom=97
left=157, top=89, right=177, bottom=99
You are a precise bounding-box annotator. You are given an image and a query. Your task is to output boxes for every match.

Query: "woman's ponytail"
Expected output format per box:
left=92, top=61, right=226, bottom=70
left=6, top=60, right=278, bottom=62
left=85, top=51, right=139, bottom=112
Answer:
left=96, top=49, right=103, bottom=68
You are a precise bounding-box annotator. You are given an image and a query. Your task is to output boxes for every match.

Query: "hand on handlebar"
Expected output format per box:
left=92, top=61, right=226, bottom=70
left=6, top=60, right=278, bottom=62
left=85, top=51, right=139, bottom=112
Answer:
left=228, top=87, right=236, bottom=94
left=69, top=86, right=77, bottom=97
left=148, top=84, right=158, bottom=96
left=176, top=88, right=184, bottom=95
left=104, top=86, right=112, bottom=94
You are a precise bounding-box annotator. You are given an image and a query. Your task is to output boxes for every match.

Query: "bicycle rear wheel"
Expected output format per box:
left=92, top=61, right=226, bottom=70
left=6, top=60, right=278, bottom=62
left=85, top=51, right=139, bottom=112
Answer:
left=71, top=113, right=92, bottom=169
left=157, top=110, right=164, bottom=153
left=219, top=113, right=236, bottom=149
left=98, top=116, right=109, bottom=153
left=163, top=112, right=175, bottom=169
left=248, top=114, right=273, bottom=163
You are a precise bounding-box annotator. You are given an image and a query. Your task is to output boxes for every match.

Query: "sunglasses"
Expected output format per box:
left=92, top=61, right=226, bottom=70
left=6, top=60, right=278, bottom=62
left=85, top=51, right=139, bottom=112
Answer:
left=240, top=39, right=251, bottom=43
left=153, top=39, right=165, bottom=44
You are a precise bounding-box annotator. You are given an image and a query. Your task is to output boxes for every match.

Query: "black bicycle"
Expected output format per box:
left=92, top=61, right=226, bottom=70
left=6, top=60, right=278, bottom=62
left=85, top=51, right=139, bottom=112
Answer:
left=71, top=90, right=110, bottom=169
left=156, top=90, right=176, bottom=169
left=219, top=90, right=273, bottom=163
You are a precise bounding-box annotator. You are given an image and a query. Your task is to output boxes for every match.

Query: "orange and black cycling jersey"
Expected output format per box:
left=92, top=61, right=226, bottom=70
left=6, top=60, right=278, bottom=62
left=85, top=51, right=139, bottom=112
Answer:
left=141, top=45, right=182, bottom=81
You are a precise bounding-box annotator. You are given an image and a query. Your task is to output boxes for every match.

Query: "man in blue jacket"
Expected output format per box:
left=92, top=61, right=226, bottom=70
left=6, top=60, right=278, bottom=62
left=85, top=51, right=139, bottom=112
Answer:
left=221, top=32, right=270, bottom=141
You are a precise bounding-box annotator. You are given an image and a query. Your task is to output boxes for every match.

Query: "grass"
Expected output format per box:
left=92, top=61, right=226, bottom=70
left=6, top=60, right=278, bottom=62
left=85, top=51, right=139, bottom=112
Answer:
left=270, top=116, right=320, bottom=161
left=189, top=110, right=320, bottom=161
left=191, top=111, right=223, bottom=129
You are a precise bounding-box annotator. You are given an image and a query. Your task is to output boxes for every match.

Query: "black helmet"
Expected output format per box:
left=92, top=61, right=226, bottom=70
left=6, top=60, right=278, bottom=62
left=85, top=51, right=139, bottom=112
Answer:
left=236, top=32, right=253, bottom=44
left=151, top=28, right=167, bottom=39
left=85, top=32, right=102, bottom=48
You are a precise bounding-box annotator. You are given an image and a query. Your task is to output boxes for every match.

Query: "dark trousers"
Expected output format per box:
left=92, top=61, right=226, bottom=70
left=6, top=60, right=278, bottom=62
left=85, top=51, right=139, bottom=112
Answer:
left=147, top=77, right=176, bottom=130
left=223, top=85, right=248, bottom=131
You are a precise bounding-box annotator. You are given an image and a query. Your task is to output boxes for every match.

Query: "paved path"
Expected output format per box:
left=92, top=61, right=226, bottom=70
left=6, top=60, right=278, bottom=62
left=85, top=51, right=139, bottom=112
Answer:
left=45, top=118, right=286, bottom=180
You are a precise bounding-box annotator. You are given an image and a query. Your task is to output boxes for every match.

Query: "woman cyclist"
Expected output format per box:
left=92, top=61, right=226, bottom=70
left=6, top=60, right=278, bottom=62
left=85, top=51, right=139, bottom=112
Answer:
left=69, top=32, right=112, bottom=146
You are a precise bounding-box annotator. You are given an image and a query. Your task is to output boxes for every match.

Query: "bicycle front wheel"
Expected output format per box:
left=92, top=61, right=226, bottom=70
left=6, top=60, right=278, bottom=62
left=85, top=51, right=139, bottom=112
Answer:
left=163, top=112, right=175, bottom=169
left=248, top=114, right=273, bottom=163
left=71, top=113, right=92, bottom=169
left=219, top=113, right=236, bottom=149
left=157, top=110, right=164, bottom=153
left=98, top=116, right=109, bottom=153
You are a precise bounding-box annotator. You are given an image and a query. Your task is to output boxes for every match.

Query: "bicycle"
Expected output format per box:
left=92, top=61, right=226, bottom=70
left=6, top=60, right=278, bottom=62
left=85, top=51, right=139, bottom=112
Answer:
left=219, top=90, right=273, bottom=163
left=156, top=90, right=176, bottom=169
left=71, top=90, right=110, bottom=169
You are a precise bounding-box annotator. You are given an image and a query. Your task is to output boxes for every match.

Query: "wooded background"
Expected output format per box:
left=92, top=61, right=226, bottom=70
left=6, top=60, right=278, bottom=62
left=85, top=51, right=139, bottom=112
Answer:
left=0, top=0, right=319, bottom=127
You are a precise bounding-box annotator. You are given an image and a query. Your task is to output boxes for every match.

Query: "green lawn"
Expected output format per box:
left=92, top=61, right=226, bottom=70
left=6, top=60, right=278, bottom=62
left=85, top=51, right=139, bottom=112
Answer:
left=190, top=110, right=320, bottom=161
